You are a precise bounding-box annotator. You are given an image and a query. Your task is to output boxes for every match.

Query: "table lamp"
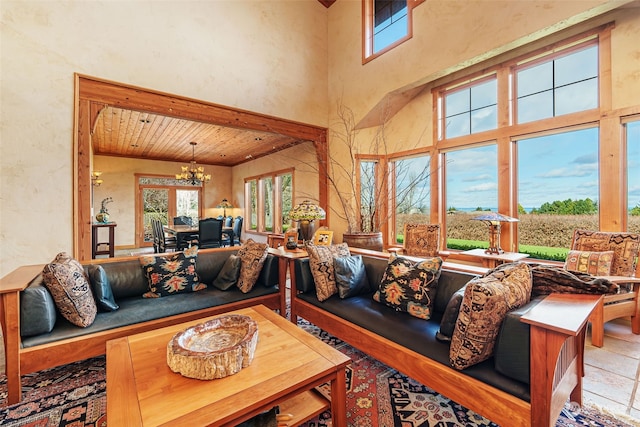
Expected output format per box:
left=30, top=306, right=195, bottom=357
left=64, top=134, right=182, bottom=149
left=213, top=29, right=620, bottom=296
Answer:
left=471, top=212, right=518, bottom=254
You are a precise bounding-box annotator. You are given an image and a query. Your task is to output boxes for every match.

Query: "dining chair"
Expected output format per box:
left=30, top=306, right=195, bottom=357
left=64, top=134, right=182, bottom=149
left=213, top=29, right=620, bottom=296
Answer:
left=567, top=229, right=640, bottom=347
left=224, top=216, right=233, bottom=228
left=153, top=219, right=178, bottom=253
left=232, top=216, right=243, bottom=246
left=197, top=218, right=224, bottom=249
left=173, top=216, right=192, bottom=226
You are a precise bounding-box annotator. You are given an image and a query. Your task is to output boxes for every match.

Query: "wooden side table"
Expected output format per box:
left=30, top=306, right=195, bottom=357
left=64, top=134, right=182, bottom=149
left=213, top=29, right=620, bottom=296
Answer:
left=461, top=248, right=529, bottom=269
left=92, top=222, right=117, bottom=258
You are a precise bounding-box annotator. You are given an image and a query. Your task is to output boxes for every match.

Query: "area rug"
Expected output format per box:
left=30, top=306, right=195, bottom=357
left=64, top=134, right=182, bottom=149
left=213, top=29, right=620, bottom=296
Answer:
left=0, top=321, right=636, bottom=427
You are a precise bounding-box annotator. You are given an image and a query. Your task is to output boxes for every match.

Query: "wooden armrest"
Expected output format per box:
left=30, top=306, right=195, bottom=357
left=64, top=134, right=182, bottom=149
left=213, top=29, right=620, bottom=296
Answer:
left=597, top=275, right=640, bottom=284
left=0, top=264, right=44, bottom=294
left=521, top=293, right=602, bottom=336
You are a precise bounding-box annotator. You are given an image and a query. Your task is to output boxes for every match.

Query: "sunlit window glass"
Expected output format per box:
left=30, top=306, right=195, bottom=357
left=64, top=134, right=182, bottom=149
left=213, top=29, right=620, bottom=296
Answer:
left=280, top=172, right=293, bottom=232
left=444, top=145, right=498, bottom=250
left=444, top=78, right=497, bottom=138
left=517, top=127, right=599, bottom=260
left=374, top=0, right=407, bottom=53
left=517, top=45, right=598, bottom=123
left=394, top=155, right=431, bottom=244
left=249, top=180, right=257, bottom=230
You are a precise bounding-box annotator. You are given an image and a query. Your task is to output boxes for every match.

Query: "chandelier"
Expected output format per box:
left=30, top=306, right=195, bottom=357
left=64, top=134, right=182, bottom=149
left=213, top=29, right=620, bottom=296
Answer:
left=175, top=142, right=211, bottom=185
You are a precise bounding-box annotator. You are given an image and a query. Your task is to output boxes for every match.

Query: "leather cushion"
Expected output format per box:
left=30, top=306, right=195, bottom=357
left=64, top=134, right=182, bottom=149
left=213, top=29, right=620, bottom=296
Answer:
left=450, top=262, right=532, bottom=370
left=20, top=279, right=57, bottom=337
left=373, top=255, right=443, bottom=320
left=42, top=252, right=97, bottom=327
left=237, top=239, right=269, bottom=293
left=334, top=255, right=370, bottom=298
left=435, top=285, right=466, bottom=342
left=212, top=254, right=241, bottom=290
left=85, top=264, right=119, bottom=311
left=139, top=245, right=205, bottom=297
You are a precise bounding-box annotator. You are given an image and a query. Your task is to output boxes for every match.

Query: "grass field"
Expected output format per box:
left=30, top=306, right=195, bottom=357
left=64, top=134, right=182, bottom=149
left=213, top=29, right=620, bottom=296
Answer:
left=397, top=212, right=640, bottom=261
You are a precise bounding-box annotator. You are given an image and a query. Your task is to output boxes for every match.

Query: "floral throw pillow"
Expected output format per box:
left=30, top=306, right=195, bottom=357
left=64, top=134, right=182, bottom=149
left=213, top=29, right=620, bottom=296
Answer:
left=564, top=250, right=614, bottom=276
left=236, top=239, right=269, bottom=293
left=139, top=245, right=204, bottom=298
left=306, top=242, right=351, bottom=301
left=373, top=254, right=443, bottom=320
left=42, top=252, right=97, bottom=327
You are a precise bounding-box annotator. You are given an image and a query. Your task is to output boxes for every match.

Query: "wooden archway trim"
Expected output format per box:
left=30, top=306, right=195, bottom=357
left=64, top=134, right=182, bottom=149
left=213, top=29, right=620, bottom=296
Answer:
left=73, top=74, right=328, bottom=260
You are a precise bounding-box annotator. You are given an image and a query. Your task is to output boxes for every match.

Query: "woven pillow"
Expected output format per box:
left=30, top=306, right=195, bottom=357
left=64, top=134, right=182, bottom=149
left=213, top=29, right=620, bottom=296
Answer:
left=564, top=250, right=614, bottom=276
left=237, top=239, right=268, bottom=293
left=306, top=242, right=351, bottom=301
left=42, top=252, right=97, bottom=327
left=139, top=245, right=204, bottom=298
left=570, top=229, right=640, bottom=276
left=373, top=254, right=443, bottom=320
left=449, top=262, right=532, bottom=370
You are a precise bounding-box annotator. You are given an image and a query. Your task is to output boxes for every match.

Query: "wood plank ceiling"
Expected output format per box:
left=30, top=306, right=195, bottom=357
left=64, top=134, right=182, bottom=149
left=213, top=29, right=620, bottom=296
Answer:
left=92, top=106, right=304, bottom=167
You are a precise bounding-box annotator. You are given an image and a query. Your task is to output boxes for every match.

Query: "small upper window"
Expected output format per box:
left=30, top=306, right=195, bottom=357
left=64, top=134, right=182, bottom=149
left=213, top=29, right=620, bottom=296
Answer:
left=364, top=0, right=416, bottom=62
left=374, top=0, right=408, bottom=53
left=516, top=44, right=598, bottom=123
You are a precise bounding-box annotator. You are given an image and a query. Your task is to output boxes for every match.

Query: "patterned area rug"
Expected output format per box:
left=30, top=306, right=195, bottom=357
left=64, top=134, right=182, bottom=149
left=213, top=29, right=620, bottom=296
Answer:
left=0, top=321, right=636, bottom=426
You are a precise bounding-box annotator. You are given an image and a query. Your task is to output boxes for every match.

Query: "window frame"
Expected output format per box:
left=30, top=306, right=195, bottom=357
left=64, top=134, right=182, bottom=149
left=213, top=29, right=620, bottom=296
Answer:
left=432, top=25, right=624, bottom=257
left=244, top=168, right=294, bottom=235
left=362, top=0, right=425, bottom=64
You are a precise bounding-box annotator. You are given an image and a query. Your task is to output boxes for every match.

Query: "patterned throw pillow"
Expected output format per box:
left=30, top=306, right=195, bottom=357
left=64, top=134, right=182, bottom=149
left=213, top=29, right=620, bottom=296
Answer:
left=42, top=252, right=97, bottom=327
left=139, top=245, right=204, bottom=298
left=236, top=239, right=269, bottom=293
left=373, top=254, right=443, bottom=320
left=306, top=242, right=351, bottom=301
left=571, top=229, right=640, bottom=277
left=564, top=250, right=614, bottom=276
left=449, top=262, right=532, bottom=370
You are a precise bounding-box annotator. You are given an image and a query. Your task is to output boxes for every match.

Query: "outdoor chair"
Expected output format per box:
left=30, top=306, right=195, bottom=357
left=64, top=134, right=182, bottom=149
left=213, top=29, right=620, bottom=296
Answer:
left=391, top=223, right=441, bottom=258
left=567, top=229, right=640, bottom=347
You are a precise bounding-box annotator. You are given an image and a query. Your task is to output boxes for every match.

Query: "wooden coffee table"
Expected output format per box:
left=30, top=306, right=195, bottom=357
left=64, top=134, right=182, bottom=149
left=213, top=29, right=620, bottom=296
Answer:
left=106, top=305, right=350, bottom=426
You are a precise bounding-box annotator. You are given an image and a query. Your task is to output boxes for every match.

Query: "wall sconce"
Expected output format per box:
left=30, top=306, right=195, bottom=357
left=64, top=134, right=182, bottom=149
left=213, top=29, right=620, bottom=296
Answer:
left=91, top=171, right=103, bottom=187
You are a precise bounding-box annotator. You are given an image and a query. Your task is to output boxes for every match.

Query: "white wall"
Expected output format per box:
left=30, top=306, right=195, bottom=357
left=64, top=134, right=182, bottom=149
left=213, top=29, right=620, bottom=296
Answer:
left=0, top=0, right=328, bottom=275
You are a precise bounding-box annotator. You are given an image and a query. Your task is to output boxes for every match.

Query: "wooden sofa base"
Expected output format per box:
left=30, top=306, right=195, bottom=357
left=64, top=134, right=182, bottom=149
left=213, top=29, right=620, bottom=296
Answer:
left=0, top=263, right=282, bottom=406
left=292, top=293, right=601, bottom=427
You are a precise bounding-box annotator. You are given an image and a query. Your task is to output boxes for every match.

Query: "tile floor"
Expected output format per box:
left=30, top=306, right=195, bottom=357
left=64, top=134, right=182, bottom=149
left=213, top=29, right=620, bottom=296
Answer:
left=582, top=318, right=640, bottom=424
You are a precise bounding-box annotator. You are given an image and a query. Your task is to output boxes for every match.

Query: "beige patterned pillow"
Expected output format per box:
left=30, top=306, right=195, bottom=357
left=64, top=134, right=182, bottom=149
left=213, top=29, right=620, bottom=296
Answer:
left=42, top=252, right=97, bottom=327
left=306, top=242, right=351, bottom=301
left=236, top=239, right=268, bottom=293
left=564, top=250, right=614, bottom=276
left=449, top=262, right=532, bottom=370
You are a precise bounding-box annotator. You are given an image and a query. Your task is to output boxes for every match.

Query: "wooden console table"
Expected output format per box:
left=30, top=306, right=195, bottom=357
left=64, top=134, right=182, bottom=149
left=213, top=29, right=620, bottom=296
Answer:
left=92, top=222, right=117, bottom=258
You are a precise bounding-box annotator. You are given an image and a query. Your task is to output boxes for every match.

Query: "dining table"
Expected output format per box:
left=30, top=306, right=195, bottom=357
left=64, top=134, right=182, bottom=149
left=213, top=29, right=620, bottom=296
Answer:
left=164, top=223, right=235, bottom=249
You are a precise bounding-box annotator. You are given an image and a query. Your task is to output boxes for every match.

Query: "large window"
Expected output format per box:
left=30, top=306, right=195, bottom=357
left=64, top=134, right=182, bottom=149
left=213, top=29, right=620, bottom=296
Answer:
left=516, top=44, right=598, bottom=123
left=516, top=127, right=599, bottom=260
left=393, top=154, right=431, bottom=243
left=245, top=170, right=293, bottom=234
left=444, top=145, right=498, bottom=250
left=434, top=31, right=615, bottom=260
left=627, top=120, right=640, bottom=233
left=443, top=77, right=497, bottom=139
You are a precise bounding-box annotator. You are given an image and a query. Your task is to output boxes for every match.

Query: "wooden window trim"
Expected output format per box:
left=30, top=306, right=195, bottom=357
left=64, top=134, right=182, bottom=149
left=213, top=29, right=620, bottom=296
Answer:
left=362, top=0, right=425, bottom=64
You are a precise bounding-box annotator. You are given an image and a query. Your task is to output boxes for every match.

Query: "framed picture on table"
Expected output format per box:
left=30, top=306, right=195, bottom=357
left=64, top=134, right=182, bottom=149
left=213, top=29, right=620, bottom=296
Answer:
left=284, top=230, right=299, bottom=251
left=314, top=230, right=333, bottom=246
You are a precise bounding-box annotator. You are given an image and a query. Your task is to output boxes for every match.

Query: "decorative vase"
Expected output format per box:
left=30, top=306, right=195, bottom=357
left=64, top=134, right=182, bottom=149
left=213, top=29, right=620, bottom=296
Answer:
left=297, top=220, right=316, bottom=243
left=96, top=212, right=109, bottom=223
left=342, top=232, right=383, bottom=252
